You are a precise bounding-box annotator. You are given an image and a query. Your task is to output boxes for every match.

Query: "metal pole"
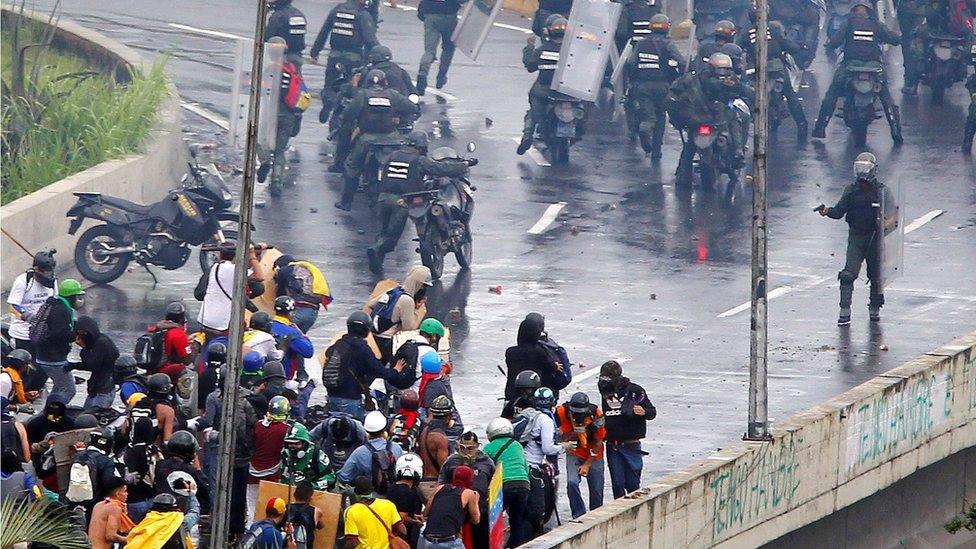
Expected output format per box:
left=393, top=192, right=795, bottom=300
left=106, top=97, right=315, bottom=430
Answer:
left=746, top=0, right=770, bottom=441
left=210, top=1, right=269, bottom=545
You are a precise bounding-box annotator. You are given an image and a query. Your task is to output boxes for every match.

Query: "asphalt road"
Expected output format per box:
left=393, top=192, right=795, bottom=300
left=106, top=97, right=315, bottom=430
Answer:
left=21, top=0, right=976, bottom=490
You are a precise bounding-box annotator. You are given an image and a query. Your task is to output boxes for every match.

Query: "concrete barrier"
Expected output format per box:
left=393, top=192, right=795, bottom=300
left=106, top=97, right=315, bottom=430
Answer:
left=0, top=7, right=185, bottom=292
left=524, top=331, right=976, bottom=548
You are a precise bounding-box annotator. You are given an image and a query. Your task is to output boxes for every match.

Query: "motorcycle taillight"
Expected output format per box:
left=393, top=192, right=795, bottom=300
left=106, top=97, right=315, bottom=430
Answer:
left=411, top=196, right=425, bottom=206
left=697, top=124, right=713, bottom=137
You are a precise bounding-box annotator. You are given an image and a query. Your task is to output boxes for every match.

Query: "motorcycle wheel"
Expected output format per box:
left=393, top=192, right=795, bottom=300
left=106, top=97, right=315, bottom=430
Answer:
left=553, top=139, right=571, bottom=165
left=420, top=224, right=445, bottom=280
left=198, top=228, right=239, bottom=273
left=931, top=83, right=946, bottom=104
left=852, top=123, right=868, bottom=148
left=454, top=229, right=473, bottom=270
left=699, top=161, right=717, bottom=189
left=74, top=225, right=130, bottom=284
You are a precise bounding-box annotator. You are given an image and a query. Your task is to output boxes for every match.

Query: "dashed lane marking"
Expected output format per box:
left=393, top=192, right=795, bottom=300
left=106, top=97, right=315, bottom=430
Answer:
left=527, top=202, right=566, bottom=235
left=425, top=88, right=459, bottom=101
left=180, top=102, right=230, bottom=130
left=904, top=209, right=944, bottom=234
left=169, top=23, right=247, bottom=41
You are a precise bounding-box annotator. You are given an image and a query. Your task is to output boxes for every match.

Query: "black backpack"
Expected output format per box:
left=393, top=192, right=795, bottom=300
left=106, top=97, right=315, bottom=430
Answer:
left=289, top=502, right=317, bottom=549
left=367, top=441, right=396, bottom=495
left=134, top=329, right=167, bottom=372
left=322, top=339, right=350, bottom=389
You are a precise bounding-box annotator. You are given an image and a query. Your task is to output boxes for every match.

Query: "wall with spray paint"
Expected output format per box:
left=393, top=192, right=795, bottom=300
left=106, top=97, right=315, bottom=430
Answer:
left=521, top=331, right=976, bottom=549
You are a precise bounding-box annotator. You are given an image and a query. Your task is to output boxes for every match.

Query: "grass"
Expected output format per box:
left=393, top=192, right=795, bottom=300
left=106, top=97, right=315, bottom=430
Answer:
left=1, top=20, right=170, bottom=204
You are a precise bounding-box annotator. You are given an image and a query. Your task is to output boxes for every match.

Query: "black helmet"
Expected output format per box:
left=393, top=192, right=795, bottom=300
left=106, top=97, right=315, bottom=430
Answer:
left=330, top=416, right=353, bottom=442
left=514, top=370, right=542, bottom=391
left=713, top=19, right=736, bottom=40
left=87, top=429, right=113, bottom=453
left=166, top=430, right=198, bottom=460
left=32, top=249, right=56, bottom=271
left=274, top=296, right=296, bottom=315
left=369, top=45, right=393, bottom=64
left=249, top=312, right=272, bottom=333
left=206, top=342, right=228, bottom=367
left=262, top=361, right=286, bottom=382
left=151, top=493, right=179, bottom=511
left=165, top=301, right=186, bottom=323
left=114, top=355, right=138, bottom=383
left=147, top=372, right=173, bottom=396
left=347, top=311, right=371, bottom=337
left=4, top=349, right=32, bottom=370
left=649, top=13, right=670, bottom=34
left=365, top=69, right=388, bottom=89
left=568, top=392, right=591, bottom=414
left=407, top=131, right=429, bottom=152
left=429, top=395, right=454, bottom=417
left=545, top=14, right=568, bottom=38
left=218, top=240, right=237, bottom=260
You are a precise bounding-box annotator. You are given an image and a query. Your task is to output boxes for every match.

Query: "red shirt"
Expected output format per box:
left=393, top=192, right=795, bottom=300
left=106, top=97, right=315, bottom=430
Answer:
left=159, top=327, right=191, bottom=384
left=249, top=420, right=290, bottom=482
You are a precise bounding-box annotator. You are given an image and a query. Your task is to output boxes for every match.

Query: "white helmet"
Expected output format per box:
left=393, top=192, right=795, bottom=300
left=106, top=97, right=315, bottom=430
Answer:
left=395, top=453, right=423, bottom=480
left=364, top=410, right=389, bottom=434
left=486, top=417, right=514, bottom=441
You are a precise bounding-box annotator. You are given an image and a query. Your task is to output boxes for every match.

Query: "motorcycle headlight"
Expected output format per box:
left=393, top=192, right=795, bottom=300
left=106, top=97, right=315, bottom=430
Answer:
left=555, top=102, right=576, bottom=123
left=934, top=45, right=952, bottom=61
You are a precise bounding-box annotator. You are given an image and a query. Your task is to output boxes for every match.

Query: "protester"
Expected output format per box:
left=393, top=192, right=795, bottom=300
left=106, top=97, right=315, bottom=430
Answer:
left=125, top=493, right=193, bottom=549
left=250, top=396, right=292, bottom=492
left=555, top=392, right=607, bottom=518
left=74, top=315, right=120, bottom=409
left=33, top=278, right=85, bottom=404
left=598, top=360, right=655, bottom=499
left=2, top=349, right=38, bottom=408
left=484, top=418, right=531, bottom=547
left=388, top=453, right=426, bottom=547
left=288, top=482, right=326, bottom=549
left=241, top=496, right=298, bottom=549
left=337, top=411, right=403, bottom=493
left=423, top=465, right=481, bottom=549
left=343, top=475, right=408, bottom=548
left=439, top=432, right=495, bottom=549
left=88, top=477, right=134, bottom=549
left=417, top=395, right=453, bottom=501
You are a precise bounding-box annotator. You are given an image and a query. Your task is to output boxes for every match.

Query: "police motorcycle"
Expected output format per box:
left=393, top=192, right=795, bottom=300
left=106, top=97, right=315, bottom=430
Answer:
left=918, top=33, right=968, bottom=102
left=402, top=144, right=478, bottom=280
left=540, top=91, right=588, bottom=164
left=66, top=147, right=239, bottom=284
left=691, top=106, right=744, bottom=187
left=360, top=137, right=409, bottom=206
left=838, top=59, right=884, bottom=146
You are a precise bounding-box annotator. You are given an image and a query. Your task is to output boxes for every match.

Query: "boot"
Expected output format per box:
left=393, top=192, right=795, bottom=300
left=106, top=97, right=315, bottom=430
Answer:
left=366, top=247, right=383, bottom=275
left=416, top=73, right=428, bottom=96
left=257, top=159, right=272, bottom=183
left=638, top=131, right=653, bottom=154
left=811, top=118, right=827, bottom=139
left=963, top=119, right=975, bottom=153
left=436, top=73, right=448, bottom=89
left=888, top=105, right=904, bottom=145
left=868, top=305, right=881, bottom=322
left=797, top=119, right=808, bottom=142
left=516, top=136, right=532, bottom=155
left=837, top=307, right=851, bottom=326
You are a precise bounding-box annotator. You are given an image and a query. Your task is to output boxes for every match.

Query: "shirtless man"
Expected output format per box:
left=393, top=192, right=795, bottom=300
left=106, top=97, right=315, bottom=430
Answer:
left=417, top=396, right=453, bottom=501
left=88, top=477, right=133, bottom=549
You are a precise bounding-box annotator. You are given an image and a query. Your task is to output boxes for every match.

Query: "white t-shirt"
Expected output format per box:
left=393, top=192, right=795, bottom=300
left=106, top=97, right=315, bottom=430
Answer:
left=0, top=371, right=12, bottom=401
left=197, top=262, right=235, bottom=331
left=7, top=272, right=57, bottom=340
left=244, top=330, right=277, bottom=358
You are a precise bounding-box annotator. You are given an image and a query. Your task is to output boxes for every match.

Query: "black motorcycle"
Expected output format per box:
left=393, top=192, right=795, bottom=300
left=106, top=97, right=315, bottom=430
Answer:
left=920, top=33, right=967, bottom=102
left=839, top=61, right=883, bottom=146
left=67, top=150, right=239, bottom=284
left=691, top=107, right=744, bottom=188
left=540, top=91, right=587, bottom=164
left=403, top=144, right=478, bottom=280
left=359, top=137, right=407, bottom=205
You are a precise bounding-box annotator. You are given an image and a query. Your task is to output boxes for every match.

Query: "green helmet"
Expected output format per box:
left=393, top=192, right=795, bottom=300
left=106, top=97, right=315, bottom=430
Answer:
left=59, top=278, right=85, bottom=297
left=284, top=422, right=311, bottom=445
left=419, top=318, right=445, bottom=337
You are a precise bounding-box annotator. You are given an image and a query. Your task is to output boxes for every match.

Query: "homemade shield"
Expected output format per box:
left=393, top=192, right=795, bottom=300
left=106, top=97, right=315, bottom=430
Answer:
left=878, top=179, right=904, bottom=288
left=229, top=38, right=285, bottom=151
left=254, top=480, right=341, bottom=549
left=453, top=0, right=505, bottom=61
left=551, top=0, right=622, bottom=102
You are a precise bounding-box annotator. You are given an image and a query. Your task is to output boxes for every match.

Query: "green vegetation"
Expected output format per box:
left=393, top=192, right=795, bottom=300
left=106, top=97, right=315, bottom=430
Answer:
left=0, top=497, right=89, bottom=549
left=945, top=503, right=976, bottom=535
left=1, top=13, right=169, bottom=204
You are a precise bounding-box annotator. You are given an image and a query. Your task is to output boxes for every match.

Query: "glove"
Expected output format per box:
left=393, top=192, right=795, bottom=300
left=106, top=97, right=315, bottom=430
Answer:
left=467, top=158, right=479, bottom=167
left=560, top=441, right=578, bottom=452
left=186, top=417, right=200, bottom=431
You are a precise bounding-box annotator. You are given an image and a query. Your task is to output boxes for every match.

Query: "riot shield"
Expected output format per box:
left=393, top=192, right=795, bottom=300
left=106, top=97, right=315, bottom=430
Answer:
left=551, top=0, right=622, bottom=102
left=228, top=38, right=284, bottom=152
left=452, top=0, right=504, bottom=61
left=878, top=178, right=904, bottom=288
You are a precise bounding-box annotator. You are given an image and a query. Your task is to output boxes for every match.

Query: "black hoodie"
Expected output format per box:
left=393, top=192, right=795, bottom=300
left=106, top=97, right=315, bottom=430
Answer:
left=25, top=399, right=75, bottom=444
left=75, top=316, right=120, bottom=397
left=504, top=313, right=564, bottom=400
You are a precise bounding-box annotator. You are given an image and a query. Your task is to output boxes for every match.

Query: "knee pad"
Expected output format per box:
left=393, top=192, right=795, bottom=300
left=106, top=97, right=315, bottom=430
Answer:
left=838, top=270, right=857, bottom=285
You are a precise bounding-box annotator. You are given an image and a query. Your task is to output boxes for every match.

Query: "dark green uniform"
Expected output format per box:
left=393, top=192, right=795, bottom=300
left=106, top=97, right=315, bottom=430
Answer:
left=521, top=37, right=563, bottom=141
left=417, top=0, right=470, bottom=92
left=264, top=3, right=308, bottom=192
left=737, top=21, right=808, bottom=135
left=624, top=33, right=684, bottom=155
left=825, top=180, right=887, bottom=312
left=310, top=0, right=378, bottom=123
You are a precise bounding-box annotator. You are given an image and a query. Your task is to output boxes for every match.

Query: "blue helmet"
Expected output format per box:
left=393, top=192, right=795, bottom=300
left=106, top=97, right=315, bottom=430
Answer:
left=420, top=350, right=442, bottom=374
left=243, top=351, right=264, bottom=375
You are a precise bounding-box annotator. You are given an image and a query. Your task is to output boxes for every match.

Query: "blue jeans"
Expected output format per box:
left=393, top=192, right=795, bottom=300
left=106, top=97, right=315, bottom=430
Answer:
left=606, top=441, right=643, bottom=499
left=127, top=500, right=152, bottom=524
left=426, top=538, right=465, bottom=549
left=565, top=454, right=605, bottom=518
left=328, top=396, right=365, bottom=422
left=292, top=306, right=319, bottom=334
left=84, top=392, right=115, bottom=409
left=37, top=361, right=75, bottom=404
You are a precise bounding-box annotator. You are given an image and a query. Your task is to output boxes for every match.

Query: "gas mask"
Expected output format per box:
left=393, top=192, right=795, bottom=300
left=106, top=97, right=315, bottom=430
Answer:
left=34, top=269, right=56, bottom=289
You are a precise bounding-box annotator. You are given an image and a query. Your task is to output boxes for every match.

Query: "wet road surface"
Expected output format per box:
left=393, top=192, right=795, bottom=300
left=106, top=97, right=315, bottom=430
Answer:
left=22, top=0, right=976, bottom=486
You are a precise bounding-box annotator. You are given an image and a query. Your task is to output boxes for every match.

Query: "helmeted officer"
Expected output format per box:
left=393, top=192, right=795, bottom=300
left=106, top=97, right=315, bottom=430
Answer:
left=615, top=0, right=662, bottom=52
left=768, top=0, right=821, bottom=69
left=737, top=9, right=808, bottom=140
left=416, top=0, right=471, bottom=94
left=532, top=0, right=574, bottom=36
left=811, top=2, right=902, bottom=143
left=336, top=69, right=420, bottom=211
left=517, top=14, right=568, bottom=155
left=310, top=0, right=379, bottom=129
left=964, top=36, right=976, bottom=152
left=363, top=45, right=418, bottom=97
left=693, top=20, right=738, bottom=73
left=624, top=15, right=685, bottom=158
left=366, top=132, right=473, bottom=275
left=894, top=0, right=928, bottom=94
left=266, top=0, right=307, bottom=60
left=816, top=152, right=891, bottom=325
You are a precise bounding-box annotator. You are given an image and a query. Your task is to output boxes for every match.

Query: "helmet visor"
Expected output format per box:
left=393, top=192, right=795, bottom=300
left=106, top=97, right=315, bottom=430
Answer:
left=853, top=160, right=875, bottom=179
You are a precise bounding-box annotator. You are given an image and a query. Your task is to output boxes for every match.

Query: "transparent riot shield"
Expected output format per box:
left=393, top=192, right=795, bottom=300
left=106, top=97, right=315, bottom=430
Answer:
left=609, top=41, right=632, bottom=120
left=878, top=178, right=904, bottom=288
left=551, top=0, right=622, bottom=102
left=228, top=38, right=284, bottom=152
left=452, top=0, right=504, bottom=61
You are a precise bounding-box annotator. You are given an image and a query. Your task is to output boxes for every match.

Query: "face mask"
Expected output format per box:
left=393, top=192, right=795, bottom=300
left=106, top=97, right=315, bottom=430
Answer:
left=34, top=270, right=55, bottom=289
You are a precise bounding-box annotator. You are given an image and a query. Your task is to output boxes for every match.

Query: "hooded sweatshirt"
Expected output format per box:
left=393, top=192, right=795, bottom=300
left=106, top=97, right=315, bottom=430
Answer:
left=25, top=399, right=75, bottom=443
left=34, top=296, right=73, bottom=363
left=366, top=266, right=431, bottom=339
left=504, top=314, right=562, bottom=400
left=75, top=316, right=120, bottom=396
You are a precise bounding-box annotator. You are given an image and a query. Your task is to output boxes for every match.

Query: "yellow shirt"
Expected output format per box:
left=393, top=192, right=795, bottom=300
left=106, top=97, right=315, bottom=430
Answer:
left=343, top=499, right=401, bottom=549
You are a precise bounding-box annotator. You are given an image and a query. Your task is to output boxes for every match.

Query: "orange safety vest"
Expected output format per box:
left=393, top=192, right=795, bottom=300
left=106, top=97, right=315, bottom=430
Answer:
left=556, top=405, right=606, bottom=461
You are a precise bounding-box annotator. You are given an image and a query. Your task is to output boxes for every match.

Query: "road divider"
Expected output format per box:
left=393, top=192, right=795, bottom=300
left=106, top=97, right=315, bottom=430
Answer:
left=527, top=202, right=566, bottom=234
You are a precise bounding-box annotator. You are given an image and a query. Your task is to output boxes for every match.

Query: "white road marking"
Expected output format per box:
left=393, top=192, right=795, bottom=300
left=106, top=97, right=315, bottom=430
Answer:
left=572, top=365, right=603, bottom=384
left=180, top=102, right=230, bottom=130
left=493, top=22, right=533, bottom=34
left=511, top=137, right=550, bottom=167
left=169, top=23, right=247, bottom=41
left=395, top=4, right=419, bottom=10
left=425, top=88, right=459, bottom=101
left=717, top=275, right=833, bottom=318
left=527, top=202, right=566, bottom=234
left=904, top=210, right=944, bottom=234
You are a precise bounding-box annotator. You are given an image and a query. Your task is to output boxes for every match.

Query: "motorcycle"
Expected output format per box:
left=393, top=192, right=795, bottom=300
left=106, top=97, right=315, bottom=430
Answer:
left=920, top=33, right=967, bottom=102
left=539, top=91, right=587, bottom=165
left=66, top=149, right=239, bottom=284
left=359, top=137, right=407, bottom=205
left=691, top=103, right=745, bottom=188
left=838, top=60, right=883, bottom=146
left=403, top=144, right=478, bottom=280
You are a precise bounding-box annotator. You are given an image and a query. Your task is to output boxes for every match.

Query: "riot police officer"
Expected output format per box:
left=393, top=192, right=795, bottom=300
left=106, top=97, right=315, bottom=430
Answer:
left=533, top=0, right=574, bottom=36
left=266, top=0, right=307, bottom=60
left=769, top=0, right=820, bottom=69
left=811, top=2, right=902, bottom=143
left=364, top=45, right=419, bottom=97
left=693, top=20, right=738, bottom=73
left=624, top=15, right=685, bottom=158
left=816, top=153, right=892, bottom=325
left=310, top=0, right=378, bottom=130
left=738, top=10, right=808, bottom=139
left=517, top=14, right=567, bottom=155
left=416, top=0, right=470, bottom=94
left=615, top=0, right=662, bottom=52
left=894, top=0, right=928, bottom=94
left=965, top=38, right=976, bottom=152
left=337, top=70, right=420, bottom=211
